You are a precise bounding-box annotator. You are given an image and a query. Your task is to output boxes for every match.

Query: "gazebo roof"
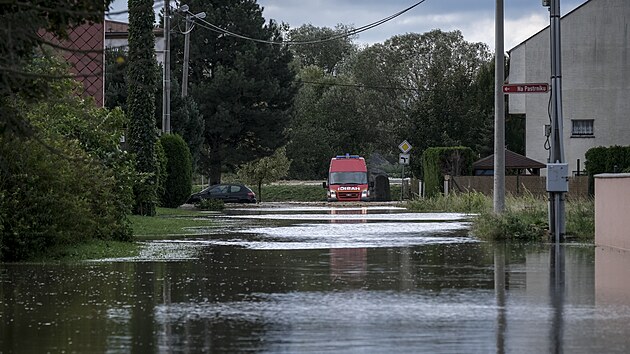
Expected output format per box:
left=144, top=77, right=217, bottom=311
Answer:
left=473, top=150, right=546, bottom=170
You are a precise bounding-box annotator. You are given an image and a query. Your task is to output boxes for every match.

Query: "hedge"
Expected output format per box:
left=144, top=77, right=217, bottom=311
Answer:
left=585, top=145, right=630, bottom=194
left=159, top=134, right=193, bottom=208
left=422, top=147, right=474, bottom=198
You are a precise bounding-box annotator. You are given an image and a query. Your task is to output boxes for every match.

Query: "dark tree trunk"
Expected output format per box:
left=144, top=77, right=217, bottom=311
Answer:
left=209, top=160, right=221, bottom=186
left=207, top=143, right=222, bottom=185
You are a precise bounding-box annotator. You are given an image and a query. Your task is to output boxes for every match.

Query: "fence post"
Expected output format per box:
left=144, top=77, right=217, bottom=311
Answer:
left=444, top=175, right=450, bottom=196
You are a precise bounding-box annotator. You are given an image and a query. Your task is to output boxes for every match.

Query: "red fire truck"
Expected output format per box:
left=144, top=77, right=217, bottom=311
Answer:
left=323, top=154, right=371, bottom=202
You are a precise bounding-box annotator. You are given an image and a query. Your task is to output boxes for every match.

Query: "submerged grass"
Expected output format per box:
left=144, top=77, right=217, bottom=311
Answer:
left=30, top=207, right=217, bottom=262
left=35, top=239, right=141, bottom=262
left=129, top=207, right=217, bottom=237
left=407, top=192, right=594, bottom=241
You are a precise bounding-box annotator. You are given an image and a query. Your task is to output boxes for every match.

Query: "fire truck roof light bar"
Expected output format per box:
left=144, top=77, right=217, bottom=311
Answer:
left=336, top=154, right=360, bottom=159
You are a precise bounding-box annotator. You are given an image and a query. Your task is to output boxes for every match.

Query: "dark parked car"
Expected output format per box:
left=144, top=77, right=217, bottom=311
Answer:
left=187, top=183, right=257, bottom=204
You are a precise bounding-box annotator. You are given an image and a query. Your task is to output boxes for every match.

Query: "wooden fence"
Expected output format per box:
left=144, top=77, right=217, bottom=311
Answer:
left=407, top=175, right=590, bottom=199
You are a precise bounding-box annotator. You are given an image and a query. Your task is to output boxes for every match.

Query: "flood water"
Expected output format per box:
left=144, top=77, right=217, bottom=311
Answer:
left=2, top=204, right=630, bottom=353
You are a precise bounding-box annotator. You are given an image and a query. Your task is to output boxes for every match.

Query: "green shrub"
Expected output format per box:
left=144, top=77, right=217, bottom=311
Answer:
left=470, top=194, right=548, bottom=241
left=585, top=145, right=630, bottom=194
left=473, top=208, right=548, bottom=241
left=133, top=172, right=158, bottom=216
left=0, top=115, right=135, bottom=260
left=408, top=192, right=593, bottom=241
left=155, top=139, right=167, bottom=204
left=566, top=198, right=594, bottom=240
left=0, top=57, right=135, bottom=261
left=159, top=134, right=192, bottom=208
left=195, top=199, right=225, bottom=211
left=421, top=147, right=474, bottom=198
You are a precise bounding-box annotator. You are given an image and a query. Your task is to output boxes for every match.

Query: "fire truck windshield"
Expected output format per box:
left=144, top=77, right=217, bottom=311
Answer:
left=329, top=172, right=368, bottom=185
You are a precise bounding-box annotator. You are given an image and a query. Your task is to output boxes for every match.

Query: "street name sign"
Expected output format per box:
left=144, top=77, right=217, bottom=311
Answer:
left=502, top=83, right=549, bottom=94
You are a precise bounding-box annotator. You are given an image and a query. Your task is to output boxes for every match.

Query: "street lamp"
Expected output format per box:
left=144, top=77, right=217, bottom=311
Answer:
left=182, top=9, right=206, bottom=97
left=162, top=0, right=171, bottom=134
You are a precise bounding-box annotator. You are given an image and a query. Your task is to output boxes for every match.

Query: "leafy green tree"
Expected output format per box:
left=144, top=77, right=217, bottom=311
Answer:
left=287, top=65, right=386, bottom=179
left=354, top=30, right=493, bottom=176
left=288, top=24, right=358, bottom=74
left=159, top=134, right=193, bottom=208
left=127, top=0, right=159, bottom=216
left=0, top=56, right=134, bottom=261
left=170, top=0, right=298, bottom=185
left=286, top=66, right=338, bottom=179
left=287, top=29, right=493, bottom=180
left=237, top=147, right=291, bottom=202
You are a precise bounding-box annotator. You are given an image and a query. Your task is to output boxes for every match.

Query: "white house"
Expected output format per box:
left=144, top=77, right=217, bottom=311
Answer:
left=105, top=20, right=166, bottom=65
left=508, top=0, right=630, bottom=176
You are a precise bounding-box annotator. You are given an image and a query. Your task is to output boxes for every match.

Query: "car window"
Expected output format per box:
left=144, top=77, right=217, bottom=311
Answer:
left=229, top=185, right=242, bottom=193
left=210, top=185, right=228, bottom=194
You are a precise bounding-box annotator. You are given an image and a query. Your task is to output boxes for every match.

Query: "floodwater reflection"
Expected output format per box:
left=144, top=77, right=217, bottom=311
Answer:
left=1, top=205, right=630, bottom=353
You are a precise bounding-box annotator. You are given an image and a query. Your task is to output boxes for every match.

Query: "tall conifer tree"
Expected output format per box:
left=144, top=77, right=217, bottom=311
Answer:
left=170, top=0, right=297, bottom=185
left=127, top=0, right=158, bottom=215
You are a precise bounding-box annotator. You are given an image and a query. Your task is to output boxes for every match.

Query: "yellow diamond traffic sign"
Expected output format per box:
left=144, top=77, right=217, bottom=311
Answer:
left=398, top=140, right=412, bottom=153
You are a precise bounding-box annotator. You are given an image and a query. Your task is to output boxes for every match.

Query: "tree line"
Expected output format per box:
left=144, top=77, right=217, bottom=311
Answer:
left=121, top=1, right=502, bottom=182
left=0, top=0, right=509, bottom=260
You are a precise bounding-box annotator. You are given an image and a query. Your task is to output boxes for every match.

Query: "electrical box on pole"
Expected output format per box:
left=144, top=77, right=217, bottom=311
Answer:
left=546, top=163, right=569, bottom=192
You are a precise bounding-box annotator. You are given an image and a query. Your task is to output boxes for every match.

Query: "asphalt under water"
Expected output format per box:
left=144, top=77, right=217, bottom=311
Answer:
left=1, top=204, right=629, bottom=353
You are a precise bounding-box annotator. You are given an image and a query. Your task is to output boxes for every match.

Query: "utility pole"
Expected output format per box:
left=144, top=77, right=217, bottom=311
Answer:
left=493, top=0, right=505, bottom=213
left=162, top=0, right=171, bottom=134
left=182, top=13, right=191, bottom=97
left=547, top=0, right=567, bottom=242
left=181, top=8, right=205, bottom=97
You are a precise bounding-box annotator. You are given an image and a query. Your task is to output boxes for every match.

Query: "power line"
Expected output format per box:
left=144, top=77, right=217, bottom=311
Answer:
left=299, top=80, right=493, bottom=94
left=105, top=0, right=165, bottom=18
left=188, top=0, right=429, bottom=46
left=300, top=80, right=419, bottom=92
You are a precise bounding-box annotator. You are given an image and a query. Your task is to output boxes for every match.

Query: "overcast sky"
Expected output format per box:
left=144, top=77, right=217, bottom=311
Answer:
left=107, top=0, right=587, bottom=50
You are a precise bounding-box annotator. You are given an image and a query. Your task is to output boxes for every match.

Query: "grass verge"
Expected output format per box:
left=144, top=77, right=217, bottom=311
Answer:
left=129, top=207, right=217, bottom=237
left=407, top=192, right=594, bottom=241
left=35, top=239, right=141, bottom=262
left=30, top=207, right=216, bottom=261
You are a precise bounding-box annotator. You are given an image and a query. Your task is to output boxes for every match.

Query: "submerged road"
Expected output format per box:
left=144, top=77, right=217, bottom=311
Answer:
left=1, top=204, right=630, bottom=353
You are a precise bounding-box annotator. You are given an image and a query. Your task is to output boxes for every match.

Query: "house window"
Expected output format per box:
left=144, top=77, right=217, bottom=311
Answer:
left=571, top=119, right=594, bottom=137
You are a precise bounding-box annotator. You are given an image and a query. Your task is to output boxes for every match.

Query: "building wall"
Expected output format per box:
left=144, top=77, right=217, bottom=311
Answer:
left=594, top=173, right=630, bottom=251
left=508, top=0, right=630, bottom=176
left=41, top=22, right=106, bottom=106
left=104, top=20, right=165, bottom=65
